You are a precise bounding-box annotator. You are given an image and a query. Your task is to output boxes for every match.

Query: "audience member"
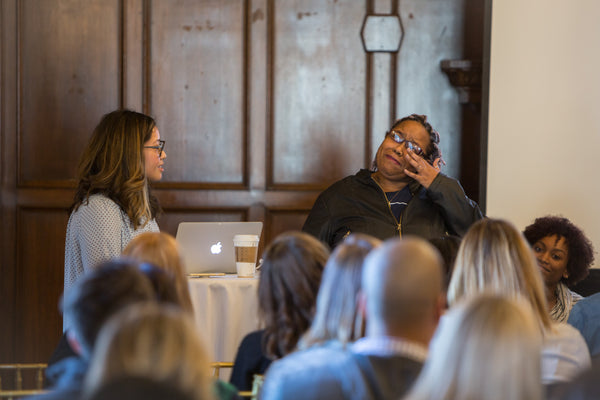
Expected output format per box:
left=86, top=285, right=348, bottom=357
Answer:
left=568, top=292, right=600, bottom=357
left=83, top=303, right=215, bottom=400
left=260, top=237, right=445, bottom=400
left=447, top=218, right=590, bottom=385
left=404, top=294, right=543, bottom=400
left=229, top=232, right=329, bottom=392
left=523, top=215, right=594, bottom=322
left=302, top=114, right=482, bottom=248
left=123, top=232, right=194, bottom=314
left=32, top=259, right=156, bottom=400
left=298, top=233, right=381, bottom=349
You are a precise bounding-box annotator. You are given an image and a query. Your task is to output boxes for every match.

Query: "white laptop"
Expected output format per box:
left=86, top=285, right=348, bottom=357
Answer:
left=175, top=221, right=263, bottom=275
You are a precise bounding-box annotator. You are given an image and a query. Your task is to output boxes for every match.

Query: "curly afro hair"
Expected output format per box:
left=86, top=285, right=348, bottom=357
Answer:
left=523, top=216, right=595, bottom=287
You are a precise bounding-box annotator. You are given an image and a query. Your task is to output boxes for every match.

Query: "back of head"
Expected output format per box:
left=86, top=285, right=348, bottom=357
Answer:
left=361, top=237, right=443, bottom=337
left=84, top=302, right=212, bottom=400
left=258, top=231, right=330, bottom=359
left=300, top=233, right=382, bottom=348
left=61, top=258, right=156, bottom=358
left=447, top=218, right=551, bottom=330
left=406, top=294, right=543, bottom=400
left=123, top=232, right=194, bottom=313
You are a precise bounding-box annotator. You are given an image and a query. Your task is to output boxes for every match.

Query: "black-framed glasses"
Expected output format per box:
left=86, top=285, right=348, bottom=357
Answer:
left=386, top=131, right=423, bottom=156
left=144, top=139, right=165, bottom=156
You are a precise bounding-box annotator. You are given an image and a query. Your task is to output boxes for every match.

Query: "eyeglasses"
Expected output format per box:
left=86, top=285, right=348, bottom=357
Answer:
left=386, top=131, right=423, bottom=156
left=144, top=139, right=165, bottom=156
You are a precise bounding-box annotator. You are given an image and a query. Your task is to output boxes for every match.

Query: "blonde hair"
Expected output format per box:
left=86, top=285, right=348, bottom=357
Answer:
left=123, top=232, right=194, bottom=314
left=447, top=218, right=552, bottom=331
left=405, top=294, right=543, bottom=400
left=299, top=234, right=381, bottom=349
left=84, top=303, right=212, bottom=400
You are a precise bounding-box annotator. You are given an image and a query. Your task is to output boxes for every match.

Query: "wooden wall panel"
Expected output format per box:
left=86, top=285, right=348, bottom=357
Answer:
left=264, top=208, right=311, bottom=247
left=149, top=0, right=248, bottom=186
left=269, top=1, right=369, bottom=188
left=395, top=0, right=464, bottom=181
left=15, top=208, right=68, bottom=362
left=19, top=0, right=121, bottom=186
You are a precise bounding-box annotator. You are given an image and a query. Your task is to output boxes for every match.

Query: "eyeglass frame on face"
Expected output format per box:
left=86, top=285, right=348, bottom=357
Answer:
left=144, top=139, right=165, bottom=157
left=386, top=131, right=424, bottom=156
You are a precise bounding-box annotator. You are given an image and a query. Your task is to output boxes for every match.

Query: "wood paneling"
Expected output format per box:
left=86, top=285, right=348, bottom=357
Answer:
left=15, top=208, right=68, bottom=362
left=149, top=0, right=248, bottom=186
left=265, top=208, right=311, bottom=247
left=269, top=1, right=368, bottom=188
left=19, top=0, right=121, bottom=187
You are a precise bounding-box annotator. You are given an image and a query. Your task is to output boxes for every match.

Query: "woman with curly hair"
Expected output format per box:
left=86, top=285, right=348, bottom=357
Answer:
left=63, top=109, right=166, bottom=330
left=523, top=216, right=595, bottom=322
left=229, top=231, right=329, bottom=392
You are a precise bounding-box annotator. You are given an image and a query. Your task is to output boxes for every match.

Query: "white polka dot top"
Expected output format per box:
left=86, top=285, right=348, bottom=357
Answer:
left=63, top=193, right=159, bottom=330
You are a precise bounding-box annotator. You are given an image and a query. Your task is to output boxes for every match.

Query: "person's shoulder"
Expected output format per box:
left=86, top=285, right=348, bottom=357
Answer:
left=73, top=194, right=122, bottom=218
left=319, top=170, right=372, bottom=194
left=239, top=329, right=265, bottom=346
left=85, top=193, right=119, bottom=208
left=569, top=293, right=600, bottom=324
left=575, top=292, right=600, bottom=307
left=263, top=345, right=358, bottom=399
left=552, top=322, right=586, bottom=338
left=545, top=323, right=590, bottom=361
left=268, top=343, right=351, bottom=376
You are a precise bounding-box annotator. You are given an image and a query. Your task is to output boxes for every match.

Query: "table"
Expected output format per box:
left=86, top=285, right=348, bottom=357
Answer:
left=188, top=275, right=260, bottom=379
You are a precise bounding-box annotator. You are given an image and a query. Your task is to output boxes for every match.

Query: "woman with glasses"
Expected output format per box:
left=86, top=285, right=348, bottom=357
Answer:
left=302, top=114, right=482, bottom=248
left=62, top=109, right=167, bottom=331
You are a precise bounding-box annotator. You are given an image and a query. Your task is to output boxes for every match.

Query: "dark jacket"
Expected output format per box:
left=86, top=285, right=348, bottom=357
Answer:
left=229, top=330, right=272, bottom=392
left=302, top=169, right=483, bottom=248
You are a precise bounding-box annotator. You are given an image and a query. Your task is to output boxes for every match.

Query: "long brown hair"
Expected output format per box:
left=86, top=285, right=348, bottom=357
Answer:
left=258, top=231, right=330, bottom=359
left=70, top=109, right=160, bottom=229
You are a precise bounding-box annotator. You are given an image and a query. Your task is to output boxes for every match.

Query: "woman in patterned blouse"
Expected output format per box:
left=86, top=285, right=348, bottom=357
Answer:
left=63, top=109, right=167, bottom=328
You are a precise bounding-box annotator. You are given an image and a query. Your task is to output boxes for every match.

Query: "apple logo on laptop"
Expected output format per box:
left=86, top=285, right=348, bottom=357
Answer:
left=210, top=241, right=222, bottom=255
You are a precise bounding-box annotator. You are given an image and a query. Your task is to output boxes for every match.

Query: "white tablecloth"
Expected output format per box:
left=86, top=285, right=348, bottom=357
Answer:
left=188, top=275, right=260, bottom=370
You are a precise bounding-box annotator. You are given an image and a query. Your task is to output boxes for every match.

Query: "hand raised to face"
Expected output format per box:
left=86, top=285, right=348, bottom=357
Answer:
left=403, top=148, right=441, bottom=189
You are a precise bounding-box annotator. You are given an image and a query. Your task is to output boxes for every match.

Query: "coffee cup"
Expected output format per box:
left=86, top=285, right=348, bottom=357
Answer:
left=233, top=234, right=260, bottom=278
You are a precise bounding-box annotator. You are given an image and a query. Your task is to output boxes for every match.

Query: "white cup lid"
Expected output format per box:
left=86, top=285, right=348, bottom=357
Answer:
left=233, top=234, right=260, bottom=243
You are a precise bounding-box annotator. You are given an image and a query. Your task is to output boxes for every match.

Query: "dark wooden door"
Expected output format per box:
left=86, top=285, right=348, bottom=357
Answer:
left=1, top=0, right=482, bottom=362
